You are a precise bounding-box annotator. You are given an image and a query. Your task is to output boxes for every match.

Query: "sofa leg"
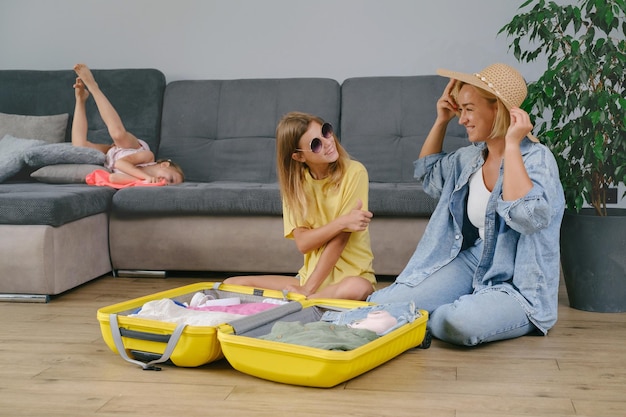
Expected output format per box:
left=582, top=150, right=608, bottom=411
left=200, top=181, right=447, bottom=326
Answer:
left=0, top=294, right=50, bottom=303
left=115, top=270, right=167, bottom=278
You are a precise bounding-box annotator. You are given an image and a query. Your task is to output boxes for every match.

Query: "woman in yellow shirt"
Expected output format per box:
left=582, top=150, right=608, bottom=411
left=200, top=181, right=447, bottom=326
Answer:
left=224, top=112, right=376, bottom=300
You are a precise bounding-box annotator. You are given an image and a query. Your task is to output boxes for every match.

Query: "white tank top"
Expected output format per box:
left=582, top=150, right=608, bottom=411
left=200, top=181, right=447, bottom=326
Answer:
left=467, top=167, right=491, bottom=240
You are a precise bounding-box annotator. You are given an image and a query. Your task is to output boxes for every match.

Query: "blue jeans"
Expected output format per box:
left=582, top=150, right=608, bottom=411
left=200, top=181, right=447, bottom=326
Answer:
left=320, top=301, right=419, bottom=336
left=368, top=241, right=537, bottom=346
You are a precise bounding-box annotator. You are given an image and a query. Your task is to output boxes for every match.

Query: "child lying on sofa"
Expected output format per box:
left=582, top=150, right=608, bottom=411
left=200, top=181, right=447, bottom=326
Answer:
left=71, top=63, right=184, bottom=185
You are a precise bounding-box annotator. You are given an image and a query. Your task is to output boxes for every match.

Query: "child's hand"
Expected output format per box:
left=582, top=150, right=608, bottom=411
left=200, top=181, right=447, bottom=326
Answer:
left=283, top=283, right=313, bottom=297
left=343, top=199, right=373, bottom=232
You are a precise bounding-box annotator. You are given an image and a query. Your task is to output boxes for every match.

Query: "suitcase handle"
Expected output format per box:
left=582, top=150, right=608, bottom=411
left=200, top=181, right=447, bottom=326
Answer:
left=119, top=328, right=171, bottom=343
left=109, top=314, right=186, bottom=371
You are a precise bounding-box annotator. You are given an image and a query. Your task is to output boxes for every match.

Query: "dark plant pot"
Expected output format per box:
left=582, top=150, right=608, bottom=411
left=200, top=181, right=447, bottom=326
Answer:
left=560, top=208, right=626, bottom=312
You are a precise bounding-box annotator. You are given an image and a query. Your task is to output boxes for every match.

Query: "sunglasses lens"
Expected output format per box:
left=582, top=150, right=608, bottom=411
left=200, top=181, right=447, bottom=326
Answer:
left=321, top=122, right=333, bottom=139
left=310, top=138, right=323, bottom=153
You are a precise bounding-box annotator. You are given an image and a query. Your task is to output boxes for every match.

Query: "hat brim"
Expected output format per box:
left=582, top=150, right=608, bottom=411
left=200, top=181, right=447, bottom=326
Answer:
left=436, top=68, right=515, bottom=109
left=436, top=68, right=539, bottom=143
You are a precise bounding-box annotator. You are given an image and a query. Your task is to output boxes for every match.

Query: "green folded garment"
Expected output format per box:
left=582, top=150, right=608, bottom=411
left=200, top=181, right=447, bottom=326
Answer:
left=259, top=321, right=378, bottom=351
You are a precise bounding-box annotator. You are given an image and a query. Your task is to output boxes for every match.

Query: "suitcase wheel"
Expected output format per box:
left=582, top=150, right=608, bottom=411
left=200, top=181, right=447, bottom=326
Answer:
left=418, top=329, right=432, bottom=349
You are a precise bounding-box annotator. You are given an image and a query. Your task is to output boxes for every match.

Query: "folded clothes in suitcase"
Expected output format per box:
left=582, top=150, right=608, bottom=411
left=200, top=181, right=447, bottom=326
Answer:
left=96, top=282, right=304, bottom=369
left=217, top=298, right=430, bottom=387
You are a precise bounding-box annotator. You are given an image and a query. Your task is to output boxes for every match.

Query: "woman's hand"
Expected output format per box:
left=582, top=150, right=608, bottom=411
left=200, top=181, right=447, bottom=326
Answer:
left=506, top=107, right=533, bottom=146
left=436, top=78, right=459, bottom=123
left=420, top=79, right=457, bottom=158
left=502, top=107, right=534, bottom=201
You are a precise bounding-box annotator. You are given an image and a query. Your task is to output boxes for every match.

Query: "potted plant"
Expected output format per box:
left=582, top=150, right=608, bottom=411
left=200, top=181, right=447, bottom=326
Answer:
left=499, top=0, right=626, bottom=312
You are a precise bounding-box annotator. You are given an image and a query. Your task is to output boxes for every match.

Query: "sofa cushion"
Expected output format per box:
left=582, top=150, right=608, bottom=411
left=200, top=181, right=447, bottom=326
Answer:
left=0, top=183, right=115, bottom=226
left=0, top=112, right=68, bottom=144
left=158, top=78, right=341, bottom=183
left=24, top=143, right=106, bottom=169
left=0, top=135, right=48, bottom=182
left=368, top=183, right=438, bottom=217
left=112, top=182, right=282, bottom=216
left=112, top=181, right=438, bottom=218
left=30, top=164, right=107, bottom=184
left=340, top=76, right=468, bottom=184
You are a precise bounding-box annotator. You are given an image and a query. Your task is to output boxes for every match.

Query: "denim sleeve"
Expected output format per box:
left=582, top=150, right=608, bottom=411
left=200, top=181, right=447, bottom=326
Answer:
left=496, top=146, right=565, bottom=235
left=414, top=152, right=449, bottom=199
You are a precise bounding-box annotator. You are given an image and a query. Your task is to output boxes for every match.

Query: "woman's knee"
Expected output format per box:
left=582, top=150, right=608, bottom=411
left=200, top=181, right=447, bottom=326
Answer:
left=429, top=294, right=534, bottom=346
left=368, top=282, right=407, bottom=303
left=429, top=303, right=481, bottom=346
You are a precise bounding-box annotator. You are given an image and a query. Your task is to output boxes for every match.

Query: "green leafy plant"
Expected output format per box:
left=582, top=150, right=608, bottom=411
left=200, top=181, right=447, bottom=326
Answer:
left=499, top=0, right=626, bottom=215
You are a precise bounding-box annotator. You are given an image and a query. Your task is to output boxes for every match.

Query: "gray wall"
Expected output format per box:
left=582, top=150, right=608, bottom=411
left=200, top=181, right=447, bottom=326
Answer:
left=0, top=0, right=545, bottom=83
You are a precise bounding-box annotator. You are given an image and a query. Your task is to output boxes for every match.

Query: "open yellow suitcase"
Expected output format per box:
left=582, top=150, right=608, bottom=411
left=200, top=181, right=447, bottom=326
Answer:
left=97, top=282, right=304, bottom=369
left=217, top=298, right=430, bottom=388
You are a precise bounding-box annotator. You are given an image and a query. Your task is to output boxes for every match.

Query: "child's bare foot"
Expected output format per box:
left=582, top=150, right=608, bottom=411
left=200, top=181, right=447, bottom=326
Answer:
left=73, top=63, right=98, bottom=91
left=73, top=77, right=90, bottom=102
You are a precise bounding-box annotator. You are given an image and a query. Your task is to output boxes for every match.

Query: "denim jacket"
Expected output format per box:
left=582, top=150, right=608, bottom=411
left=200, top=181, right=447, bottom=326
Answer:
left=396, top=138, right=565, bottom=333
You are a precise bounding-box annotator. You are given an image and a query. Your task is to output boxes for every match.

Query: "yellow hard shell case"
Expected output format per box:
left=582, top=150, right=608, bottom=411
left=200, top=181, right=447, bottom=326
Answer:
left=97, top=282, right=304, bottom=368
left=217, top=298, right=429, bottom=387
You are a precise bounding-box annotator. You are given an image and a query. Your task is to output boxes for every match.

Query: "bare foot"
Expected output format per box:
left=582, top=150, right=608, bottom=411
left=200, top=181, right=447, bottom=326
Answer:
left=73, top=77, right=89, bottom=102
left=73, top=63, right=98, bottom=91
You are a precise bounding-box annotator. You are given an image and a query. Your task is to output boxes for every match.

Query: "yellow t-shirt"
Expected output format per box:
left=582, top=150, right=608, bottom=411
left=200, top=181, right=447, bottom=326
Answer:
left=283, top=160, right=376, bottom=290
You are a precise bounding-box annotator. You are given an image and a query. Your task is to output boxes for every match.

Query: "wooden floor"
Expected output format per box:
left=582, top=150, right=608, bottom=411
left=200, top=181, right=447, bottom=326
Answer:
left=1, top=274, right=625, bottom=417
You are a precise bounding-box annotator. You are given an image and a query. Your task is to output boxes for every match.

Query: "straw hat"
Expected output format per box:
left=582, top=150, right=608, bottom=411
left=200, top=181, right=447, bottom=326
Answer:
left=436, top=63, right=539, bottom=142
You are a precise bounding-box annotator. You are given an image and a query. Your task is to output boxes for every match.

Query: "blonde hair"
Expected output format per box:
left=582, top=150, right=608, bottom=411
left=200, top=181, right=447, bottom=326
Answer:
left=453, top=81, right=510, bottom=139
left=156, top=158, right=185, bottom=182
left=276, top=112, right=350, bottom=225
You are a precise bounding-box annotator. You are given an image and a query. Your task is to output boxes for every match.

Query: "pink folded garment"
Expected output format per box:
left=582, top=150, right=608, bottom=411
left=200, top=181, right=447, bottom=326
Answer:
left=189, top=302, right=278, bottom=315
left=86, top=169, right=166, bottom=189
left=348, top=310, right=398, bottom=335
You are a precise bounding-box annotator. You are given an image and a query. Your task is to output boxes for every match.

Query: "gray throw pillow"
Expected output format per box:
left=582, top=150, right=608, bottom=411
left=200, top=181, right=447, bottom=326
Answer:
left=0, top=112, right=69, bottom=144
left=30, top=164, right=108, bottom=184
left=23, top=143, right=106, bottom=169
left=0, top=134, right=48, bottom=182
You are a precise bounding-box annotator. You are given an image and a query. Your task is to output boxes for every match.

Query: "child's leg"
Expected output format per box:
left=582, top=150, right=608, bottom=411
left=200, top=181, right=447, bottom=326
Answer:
left=308, top=276, right=374, bottom=301
left=71, top=78, right=109, bottom=153
left=73, top=63, right=141, bottom=150
left=223, top=275, right=300, bottom=291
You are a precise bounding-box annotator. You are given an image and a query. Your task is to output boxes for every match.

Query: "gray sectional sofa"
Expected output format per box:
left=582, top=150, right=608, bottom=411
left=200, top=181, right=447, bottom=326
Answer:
left=0, top=68, right=466, bottom=300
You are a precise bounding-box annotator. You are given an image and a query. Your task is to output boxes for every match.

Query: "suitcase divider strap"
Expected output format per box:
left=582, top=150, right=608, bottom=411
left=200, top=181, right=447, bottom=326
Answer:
left=212, top=281, right=291, bottom=301
left=109, top=313, right=186, bottom=371
left=228, top=301, right=303, bottom=335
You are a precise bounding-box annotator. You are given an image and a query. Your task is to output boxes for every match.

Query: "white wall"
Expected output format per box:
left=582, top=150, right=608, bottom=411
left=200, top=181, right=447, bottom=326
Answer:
left=0, top=0, right=545, bottom=83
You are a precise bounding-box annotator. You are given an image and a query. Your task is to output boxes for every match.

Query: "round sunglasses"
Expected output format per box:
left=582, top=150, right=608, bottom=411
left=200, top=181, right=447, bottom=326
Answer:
left=295, top=122, right=333, bottom=153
